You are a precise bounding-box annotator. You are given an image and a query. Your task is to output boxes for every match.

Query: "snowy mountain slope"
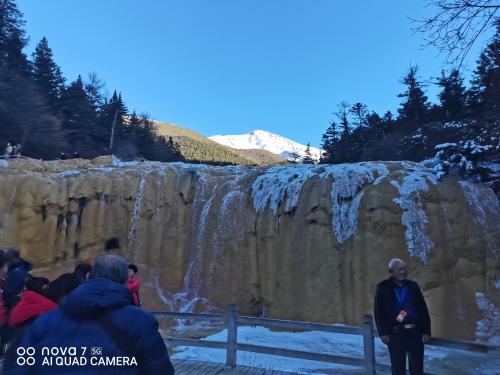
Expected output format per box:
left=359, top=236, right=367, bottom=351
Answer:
left=208, top=130, right=323, bottom=161
left=151, top=121, right=284, bottom=165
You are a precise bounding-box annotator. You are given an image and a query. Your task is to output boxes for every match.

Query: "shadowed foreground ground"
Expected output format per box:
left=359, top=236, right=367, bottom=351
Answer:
left=172, top=359, right=300, bottom=374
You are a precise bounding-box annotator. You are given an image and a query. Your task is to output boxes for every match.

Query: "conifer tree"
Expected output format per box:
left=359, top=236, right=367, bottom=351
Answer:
left=349, top=102, right=369, bottom=129
left=60, top=75, right=98, bottom=155
left=381, top=111, right=395, bottom=134
left=0, top=0, right=66, bottom=158
left=348, top=103, right=370, bottom=161
left=84, top=72, right=104, bottom=109
left=398, top=66, right=429, bottom=130
left=287, top=152, right=300, bottom=163
left=336, top=101, right=352, bottom=162
left=320, top=120, right=339, bottom=163
left=99, top=90, right=128, bottom=153
left=32, top=37, right=65, bottom=109
left=102, top=91, right=128, bottom=124
left=167, top=136, right=181, bottom=156
left=0, top=65, right=66, bottom=158
left=437, top=69, right=466, bottom=120
left=337, top=101, right=350, bottom=137
left=134, top=114, right=183, bottom=162
left=469, top=21, right=500, bottom=118
left=0, top=0, right=30, bottom=73
left=366, top=112, right=382, bottom=131
left=302, top=142, right=316, bottom=164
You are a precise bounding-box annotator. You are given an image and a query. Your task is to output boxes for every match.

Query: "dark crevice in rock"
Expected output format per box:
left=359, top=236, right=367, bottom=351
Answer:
left=73, top=242, right=80, bottom=258
left=76, top=197, right=87, bottom=231
left=56, top=214, right=65, bottom=230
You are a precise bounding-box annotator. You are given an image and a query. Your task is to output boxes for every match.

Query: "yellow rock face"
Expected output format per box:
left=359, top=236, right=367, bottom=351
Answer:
left=0, top=158, right=498, bottom=342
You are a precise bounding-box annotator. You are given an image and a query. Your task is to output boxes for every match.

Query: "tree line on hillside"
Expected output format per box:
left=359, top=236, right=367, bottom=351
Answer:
left=320, top=20, right=500, bottom=164
left=0, top=0, right=183, bottom=161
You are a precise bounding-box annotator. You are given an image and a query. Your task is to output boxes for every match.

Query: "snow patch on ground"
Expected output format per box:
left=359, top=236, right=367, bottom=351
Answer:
left=0, top=160, right=8, bottom=168
left=171, top=326, right=490, bottom=374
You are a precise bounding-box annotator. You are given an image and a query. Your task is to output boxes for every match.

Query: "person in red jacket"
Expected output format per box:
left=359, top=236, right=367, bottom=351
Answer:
left=127, top=263, right=141, bottom=307
left=4, top=276, right=58, bottom=362
left=8, top=276, right=56, bottom=327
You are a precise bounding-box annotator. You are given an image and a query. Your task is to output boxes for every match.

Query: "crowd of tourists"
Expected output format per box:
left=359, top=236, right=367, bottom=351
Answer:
left=0, top=246, right=175, bottom=374
left=0, top=242, right=432, bottom=375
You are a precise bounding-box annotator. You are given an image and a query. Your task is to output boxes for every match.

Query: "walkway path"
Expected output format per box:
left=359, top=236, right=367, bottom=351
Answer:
left=172, top=359, right=300, bottom=374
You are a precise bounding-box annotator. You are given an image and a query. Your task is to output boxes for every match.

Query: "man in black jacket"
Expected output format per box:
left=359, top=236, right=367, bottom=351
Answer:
left=374, top=258, right=431, bottom=375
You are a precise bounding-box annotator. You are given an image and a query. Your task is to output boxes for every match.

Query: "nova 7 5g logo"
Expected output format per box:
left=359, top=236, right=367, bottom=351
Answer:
left=16, top=346, right=138, bottom=367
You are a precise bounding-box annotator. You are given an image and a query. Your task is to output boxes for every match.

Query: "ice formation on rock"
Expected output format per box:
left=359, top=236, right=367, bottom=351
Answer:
left=252, top=165, right=317, bottom=214
left=128, top=172, right=148, bottom=254
left=321, top=163, right=389, bottom=244
left=56, top=169, right=81, bottom=177
left=390, top=162, right=438, bottom=262
left=475, top=292, right=500, bottom=346
left=459, top=180, right=499, bottom=228
left=252, top=162, right=389, bottom=244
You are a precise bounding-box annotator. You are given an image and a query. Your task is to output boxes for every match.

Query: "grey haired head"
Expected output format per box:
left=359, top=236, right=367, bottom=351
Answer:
left=90, top=255, right=129, bottom=285
left=388, top=258, right=406, bottom=272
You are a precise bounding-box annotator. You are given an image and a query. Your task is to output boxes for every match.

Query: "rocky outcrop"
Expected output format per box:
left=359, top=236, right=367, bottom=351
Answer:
left=0, top=157, right=498, bottom=341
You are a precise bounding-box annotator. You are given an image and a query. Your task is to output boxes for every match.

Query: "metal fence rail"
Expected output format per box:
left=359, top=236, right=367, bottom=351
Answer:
left=153, top=304, right=499, bottom=374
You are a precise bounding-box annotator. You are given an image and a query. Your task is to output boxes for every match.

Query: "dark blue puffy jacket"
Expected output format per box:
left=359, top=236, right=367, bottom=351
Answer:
left=5, top=278, right=175, bottom=374
left=7, top=258, right=32, bottom=272
left=3, top=268, right=28, bottom=310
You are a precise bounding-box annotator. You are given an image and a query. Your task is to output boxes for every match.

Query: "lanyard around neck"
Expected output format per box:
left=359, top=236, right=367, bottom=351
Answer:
left=394, top=286, right=406, bottom=305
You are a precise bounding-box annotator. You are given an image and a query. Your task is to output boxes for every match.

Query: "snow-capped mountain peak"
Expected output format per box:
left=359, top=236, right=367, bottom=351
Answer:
left=208, top=130, right=323, bottom=161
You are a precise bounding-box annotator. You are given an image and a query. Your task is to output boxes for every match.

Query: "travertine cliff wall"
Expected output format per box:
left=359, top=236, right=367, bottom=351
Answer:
left=0, top=157, right=498, bottom=342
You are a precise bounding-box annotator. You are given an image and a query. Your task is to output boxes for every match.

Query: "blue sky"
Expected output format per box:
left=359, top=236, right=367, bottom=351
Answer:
left=18, top=0, right=493, bottom=148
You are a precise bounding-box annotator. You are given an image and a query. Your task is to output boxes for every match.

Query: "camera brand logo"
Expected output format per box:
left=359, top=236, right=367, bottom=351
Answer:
left=17, top=347, right=36, bottom=366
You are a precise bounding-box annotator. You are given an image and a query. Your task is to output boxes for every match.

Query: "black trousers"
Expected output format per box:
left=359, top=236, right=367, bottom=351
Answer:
left=388, top=328, right=424, bottom=375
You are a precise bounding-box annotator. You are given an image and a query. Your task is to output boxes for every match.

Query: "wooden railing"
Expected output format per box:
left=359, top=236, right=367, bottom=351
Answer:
left=153, top=305, right=499, bottom=374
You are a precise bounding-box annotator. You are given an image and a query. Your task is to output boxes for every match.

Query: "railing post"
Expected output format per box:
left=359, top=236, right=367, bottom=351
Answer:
left=226, top=304, right=239, bottom=368
left=362, top=314, right=376, bottom=374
